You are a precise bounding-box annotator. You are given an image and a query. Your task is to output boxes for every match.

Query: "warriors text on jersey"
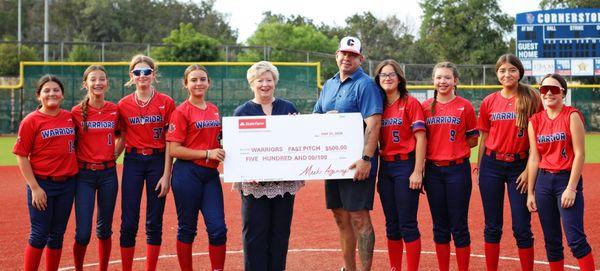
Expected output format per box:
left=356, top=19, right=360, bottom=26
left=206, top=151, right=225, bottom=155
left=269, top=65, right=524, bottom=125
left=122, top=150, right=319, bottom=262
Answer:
left=422, top=96, right=478, bottom=161
left=72, top=102, right=119, bottom=162
left=13, top=109, right=78, bottom=176
left=167, top=100, right=221, bottom=168
left=118, top=90, right=175, bottom=149
left=478, top=92, right=542, bottom=154
left=530, top=106, right=583, bottom=171
left=380, top=95, right=425, bottom=156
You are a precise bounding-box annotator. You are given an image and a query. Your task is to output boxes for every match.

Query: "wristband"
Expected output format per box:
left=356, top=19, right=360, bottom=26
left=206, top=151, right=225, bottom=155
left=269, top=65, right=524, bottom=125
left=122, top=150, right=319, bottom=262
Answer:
left=205, top=150, right=210, bottom=163
left=566, top=186, right=577, bottom=192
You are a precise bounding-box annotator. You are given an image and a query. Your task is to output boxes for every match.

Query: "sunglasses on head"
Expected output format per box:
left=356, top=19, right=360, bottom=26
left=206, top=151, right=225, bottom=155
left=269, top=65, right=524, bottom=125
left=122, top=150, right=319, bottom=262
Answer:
left=132, top=68, right=153, bottom=76
left=539, top=85, right=564, bottom=95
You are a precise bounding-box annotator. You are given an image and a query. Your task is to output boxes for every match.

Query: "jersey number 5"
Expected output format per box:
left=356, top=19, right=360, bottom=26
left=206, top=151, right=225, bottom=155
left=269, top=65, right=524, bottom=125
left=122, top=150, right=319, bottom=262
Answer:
left=392, top=130, right=400, bottom=143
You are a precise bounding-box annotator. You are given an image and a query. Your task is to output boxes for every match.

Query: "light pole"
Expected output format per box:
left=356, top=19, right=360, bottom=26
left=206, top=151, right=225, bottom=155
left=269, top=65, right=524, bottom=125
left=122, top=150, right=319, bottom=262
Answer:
left=17, top=0, right=21, bottom=55
left=44, top=0, right=49, bottom=61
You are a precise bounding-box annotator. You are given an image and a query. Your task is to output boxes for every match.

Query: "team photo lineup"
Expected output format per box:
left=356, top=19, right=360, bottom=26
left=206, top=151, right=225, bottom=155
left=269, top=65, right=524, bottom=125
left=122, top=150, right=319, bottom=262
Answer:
left=10, top=30, right=598, bottom=271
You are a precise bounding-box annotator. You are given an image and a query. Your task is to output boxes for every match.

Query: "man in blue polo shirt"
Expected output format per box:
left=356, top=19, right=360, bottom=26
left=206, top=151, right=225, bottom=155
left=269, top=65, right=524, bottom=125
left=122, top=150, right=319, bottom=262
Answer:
left=314, top=36, right=383, bottom=271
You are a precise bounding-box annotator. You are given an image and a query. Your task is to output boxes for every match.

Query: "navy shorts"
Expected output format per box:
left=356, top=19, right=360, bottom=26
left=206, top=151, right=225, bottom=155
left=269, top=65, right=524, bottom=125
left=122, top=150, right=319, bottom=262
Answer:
left=325, top=176, right=376, bottom=212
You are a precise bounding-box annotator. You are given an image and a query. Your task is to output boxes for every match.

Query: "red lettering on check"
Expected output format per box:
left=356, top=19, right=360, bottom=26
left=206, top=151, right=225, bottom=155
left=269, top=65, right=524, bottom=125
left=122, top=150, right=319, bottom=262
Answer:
left=239, top=118, right=266, bottom=129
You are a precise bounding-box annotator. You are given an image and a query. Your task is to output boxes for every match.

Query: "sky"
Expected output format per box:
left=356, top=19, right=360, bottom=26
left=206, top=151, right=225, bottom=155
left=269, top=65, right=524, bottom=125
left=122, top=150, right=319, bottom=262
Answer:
left=210, top=0, right=542, bottom=44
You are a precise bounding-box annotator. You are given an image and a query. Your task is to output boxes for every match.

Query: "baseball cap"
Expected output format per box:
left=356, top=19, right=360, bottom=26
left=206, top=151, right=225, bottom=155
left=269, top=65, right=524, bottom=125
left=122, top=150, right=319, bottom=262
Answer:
left=338, top=36, right=362, bottom=55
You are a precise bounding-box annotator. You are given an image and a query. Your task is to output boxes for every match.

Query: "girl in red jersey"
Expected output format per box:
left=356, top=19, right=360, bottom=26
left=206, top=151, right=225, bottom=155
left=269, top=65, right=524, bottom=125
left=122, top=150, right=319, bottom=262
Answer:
left=375, top=59, right=426, bottom=271
left=117, top=54, right=175, bottom=271
left=476, top=54, right=542, bottom=271
left=71, top=65, right=119, bottom=271
left=13, top=75, right=78, bottom=271
left=526, top=74, right=595, bottom=271
left=422, top=62, right=478, bottom=271
left=167, top=64, right=227, bottom=271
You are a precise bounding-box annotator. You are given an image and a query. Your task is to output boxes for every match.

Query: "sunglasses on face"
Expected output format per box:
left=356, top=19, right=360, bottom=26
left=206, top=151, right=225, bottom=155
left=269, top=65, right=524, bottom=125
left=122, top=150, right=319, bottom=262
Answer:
left=132, top=68, right=153, bottom=76
left=539, top=85, right=564, bottom=95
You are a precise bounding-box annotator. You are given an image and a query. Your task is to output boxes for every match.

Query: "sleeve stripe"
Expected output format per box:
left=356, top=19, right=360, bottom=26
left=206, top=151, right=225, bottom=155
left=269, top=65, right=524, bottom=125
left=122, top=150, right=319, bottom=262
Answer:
left=412, top=121, right=426, bottom=131
left=466, top=129, right=480, bottom=137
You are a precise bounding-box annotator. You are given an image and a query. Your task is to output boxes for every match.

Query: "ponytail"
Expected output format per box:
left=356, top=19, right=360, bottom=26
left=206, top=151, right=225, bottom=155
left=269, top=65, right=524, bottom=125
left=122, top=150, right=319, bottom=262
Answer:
left=515, top=83, right=540, bottom=129
left=431, top=90, right=438, bottom=114
left=80, top=95, right=91, bottom=132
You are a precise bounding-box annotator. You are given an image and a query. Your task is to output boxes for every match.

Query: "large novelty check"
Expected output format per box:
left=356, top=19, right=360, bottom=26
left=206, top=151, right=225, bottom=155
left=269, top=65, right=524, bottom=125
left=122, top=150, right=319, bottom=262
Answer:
left=222, top=113, right=364, bottom=182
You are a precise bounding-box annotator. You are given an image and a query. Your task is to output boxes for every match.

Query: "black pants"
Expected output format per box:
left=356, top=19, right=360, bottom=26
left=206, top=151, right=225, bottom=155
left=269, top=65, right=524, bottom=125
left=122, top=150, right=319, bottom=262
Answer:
left=241, top=193, right=295, bottom=271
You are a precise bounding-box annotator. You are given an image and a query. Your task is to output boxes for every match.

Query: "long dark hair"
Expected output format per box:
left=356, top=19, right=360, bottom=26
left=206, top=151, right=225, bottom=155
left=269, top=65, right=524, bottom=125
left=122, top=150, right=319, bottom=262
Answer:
left=35, top=75, right=65, bottom=109
left=374, top=59, right=408, bottom=105
left=80, top=65, right=108, bottom=132
left=495, top=54, right=541, bottom=129
left=431, top=62, right=459, bottom=114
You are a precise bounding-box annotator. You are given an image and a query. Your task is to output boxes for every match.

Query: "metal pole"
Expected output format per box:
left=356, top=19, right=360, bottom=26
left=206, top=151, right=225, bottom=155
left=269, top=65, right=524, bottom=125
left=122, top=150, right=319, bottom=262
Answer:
left=101, top=42, right=105, bottom=62
left=225, top=45, right=229, bottom=62
left=44, top=0, right=49, bottom=61
left=60, top=42, right=63, bottom=61
left=146, top=44, right=150, bottom=56
left=17, top=0, right=22, bottom=55
left=483, top=66, right=486, bottom=85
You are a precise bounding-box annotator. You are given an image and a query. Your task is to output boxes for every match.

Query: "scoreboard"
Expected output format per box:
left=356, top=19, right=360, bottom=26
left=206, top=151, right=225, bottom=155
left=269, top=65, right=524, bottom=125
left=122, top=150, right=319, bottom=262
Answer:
left=516, top=9, right=600, bottom=76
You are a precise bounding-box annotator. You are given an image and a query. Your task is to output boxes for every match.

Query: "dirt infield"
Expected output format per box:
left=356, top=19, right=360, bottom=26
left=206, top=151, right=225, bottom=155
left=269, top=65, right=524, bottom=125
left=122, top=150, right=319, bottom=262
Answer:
left=1, top=164, right=598, bottom=270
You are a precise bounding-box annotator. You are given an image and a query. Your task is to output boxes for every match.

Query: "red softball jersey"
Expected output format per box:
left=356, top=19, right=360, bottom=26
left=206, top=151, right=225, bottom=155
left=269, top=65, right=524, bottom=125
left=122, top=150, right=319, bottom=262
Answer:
left=530, top=106, right=583, bottom=171
left=422, top=96, right=479, bottom=161
left=478, top=91, right=543, bottom=154
left=72, top=102, right=119, bottom=163
left=166, top=100, right=221, bottom=169
left=118, top=90, right=175, bottom=149
left=380, top=95, right=425, bottom=156
left=13, top=109, right=78, bottom=177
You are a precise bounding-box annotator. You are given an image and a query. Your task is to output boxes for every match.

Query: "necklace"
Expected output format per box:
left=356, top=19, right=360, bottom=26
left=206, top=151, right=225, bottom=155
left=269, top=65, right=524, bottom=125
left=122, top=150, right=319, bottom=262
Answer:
left=133, top=89, right=155, bottom=125
left=134, top=89, right=154, bottom=107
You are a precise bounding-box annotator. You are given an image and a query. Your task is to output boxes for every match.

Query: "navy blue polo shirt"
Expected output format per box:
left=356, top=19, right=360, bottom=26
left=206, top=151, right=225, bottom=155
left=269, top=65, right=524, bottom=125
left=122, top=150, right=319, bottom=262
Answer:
left=233, top=98, right=298, bottom=116
left=313, top=67, right=383, bottom=117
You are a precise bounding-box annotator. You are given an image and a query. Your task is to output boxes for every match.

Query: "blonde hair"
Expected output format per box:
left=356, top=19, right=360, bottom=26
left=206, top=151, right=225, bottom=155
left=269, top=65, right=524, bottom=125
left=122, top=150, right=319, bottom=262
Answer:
left=182, top=64, right=210, bottom=87
left=495, top=54, right=541, bottom=129
left=124, top=54, right=157, bottom=87
left=247, top=61, right=279, bottom=85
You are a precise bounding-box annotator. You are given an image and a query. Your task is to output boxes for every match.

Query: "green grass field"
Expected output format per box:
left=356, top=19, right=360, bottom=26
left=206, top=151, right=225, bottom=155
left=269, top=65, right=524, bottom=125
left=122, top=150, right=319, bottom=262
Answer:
left=1, top=135, right=599, bottom=166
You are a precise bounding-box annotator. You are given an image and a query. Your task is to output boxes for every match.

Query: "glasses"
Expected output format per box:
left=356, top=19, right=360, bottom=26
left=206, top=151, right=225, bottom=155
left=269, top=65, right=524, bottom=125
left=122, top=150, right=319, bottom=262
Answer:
left=378, top=72, right=398, bottom=79
left=132, top=68, right=153, bottom=76
left=539, top=85, right=564, bottom=95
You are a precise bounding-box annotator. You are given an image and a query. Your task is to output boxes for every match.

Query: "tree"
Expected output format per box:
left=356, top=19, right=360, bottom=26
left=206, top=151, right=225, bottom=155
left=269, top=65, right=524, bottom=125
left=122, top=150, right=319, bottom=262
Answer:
left=0, top=39, right=37, bottom=76
left=242, top=18, right=338, bottom=62
left=5, top=0, right=238, bottom=44
left=68, top=45, right=98, bottom=62
left=419, top=0, right=513, bottom=64
left=153, top=23, right=220, bottom=62
left=343, top=12, right=416, bottom=62
left=540, top=0, right=600, bottom=9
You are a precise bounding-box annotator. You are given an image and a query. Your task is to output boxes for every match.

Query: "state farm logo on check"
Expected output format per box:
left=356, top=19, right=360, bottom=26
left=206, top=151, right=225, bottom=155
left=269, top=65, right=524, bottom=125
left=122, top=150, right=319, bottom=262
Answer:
left=239, top=118, right=266, bottom=129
